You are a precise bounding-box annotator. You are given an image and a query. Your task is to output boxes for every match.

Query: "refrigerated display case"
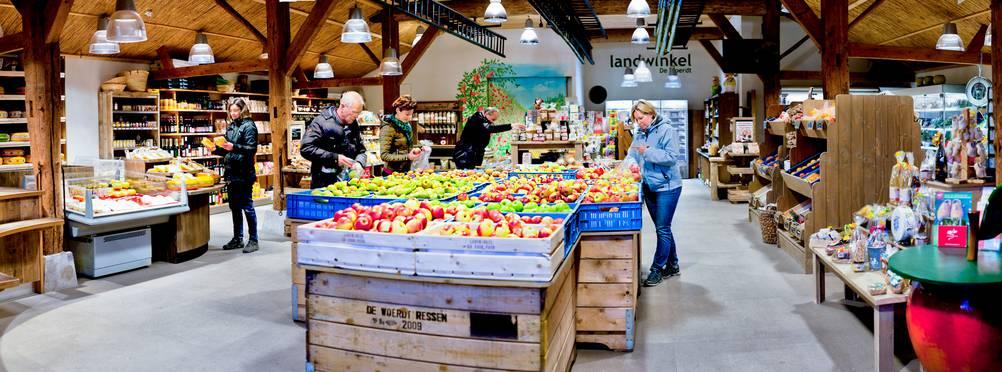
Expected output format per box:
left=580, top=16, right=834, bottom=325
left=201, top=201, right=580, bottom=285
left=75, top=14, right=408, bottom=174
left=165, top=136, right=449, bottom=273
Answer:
left=606, top=100, right=689, bottom=178
left=890, top=85, right=977, bottom=153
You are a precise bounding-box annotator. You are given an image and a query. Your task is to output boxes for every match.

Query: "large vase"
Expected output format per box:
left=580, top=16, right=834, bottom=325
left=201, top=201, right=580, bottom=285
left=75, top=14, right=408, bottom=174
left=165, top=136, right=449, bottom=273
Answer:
left=906, top=282, right=1002, bottom=371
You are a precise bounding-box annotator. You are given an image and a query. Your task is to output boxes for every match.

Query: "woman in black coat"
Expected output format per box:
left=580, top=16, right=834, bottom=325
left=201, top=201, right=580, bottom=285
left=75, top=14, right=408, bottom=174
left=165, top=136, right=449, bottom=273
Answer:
left=207, top=98, right=259, bottom=253
left=453, top=107, right=524, bottom=169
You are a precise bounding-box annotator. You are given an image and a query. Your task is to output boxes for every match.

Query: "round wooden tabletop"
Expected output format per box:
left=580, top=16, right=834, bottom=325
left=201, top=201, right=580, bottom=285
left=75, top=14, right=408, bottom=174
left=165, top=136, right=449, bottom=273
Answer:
left=888, top=245, right=1002, bottom=286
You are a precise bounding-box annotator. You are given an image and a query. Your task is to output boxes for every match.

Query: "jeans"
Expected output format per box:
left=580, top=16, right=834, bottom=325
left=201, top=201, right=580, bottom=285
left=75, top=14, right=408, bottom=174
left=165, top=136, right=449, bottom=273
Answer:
left=643, top=184, right=681, bottom=270
left=228, top=182, right=258, bottom=242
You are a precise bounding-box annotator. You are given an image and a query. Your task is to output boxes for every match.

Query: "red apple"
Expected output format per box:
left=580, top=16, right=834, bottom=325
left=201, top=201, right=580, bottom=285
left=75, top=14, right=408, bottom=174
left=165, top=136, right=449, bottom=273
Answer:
left=430, top=206, right=446, bottom=220
left=405, top=218, right=424, bottom=234
left=530, top=215, right=543, bottom=224
left=354, top=214, right=374, bottom=231
left=521, top=216, right=532, bottom=223
left=495, top=224, right=511, bottom=238
left=351, top=203, right=364, bottom=211
left=391, top=219, right=408, bottom=234
left=376, top=220, right=392, bottom=233
left=522, top=226, right=540, bottom=238
left=554, top=218, right=564, bottom=224
left=335, top=216, right=354, bottom=230
left=419, top=201, right=432, bottom=210
left=457, top=193, right=468, bottom=201
left=446, top=205, right=458, bottom=216
left=541, top=216, right=554, bottom=225
left=439, top=224, right=456, bottom=236
left=488, top=210, right=504, bottom=223
left=538, top=228, right=552, bottom=238
left=477, top=220, right=496, bottom=237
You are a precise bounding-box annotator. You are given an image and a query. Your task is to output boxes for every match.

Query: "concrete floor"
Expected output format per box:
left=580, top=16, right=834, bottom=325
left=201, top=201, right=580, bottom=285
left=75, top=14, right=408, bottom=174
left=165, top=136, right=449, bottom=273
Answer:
left=0, top=179, right=920, bottom=371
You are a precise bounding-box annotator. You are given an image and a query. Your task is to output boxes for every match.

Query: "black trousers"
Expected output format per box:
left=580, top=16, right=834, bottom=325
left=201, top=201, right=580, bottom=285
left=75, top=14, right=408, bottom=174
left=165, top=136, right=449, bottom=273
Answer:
left=228, top=182, right=258, bottom=242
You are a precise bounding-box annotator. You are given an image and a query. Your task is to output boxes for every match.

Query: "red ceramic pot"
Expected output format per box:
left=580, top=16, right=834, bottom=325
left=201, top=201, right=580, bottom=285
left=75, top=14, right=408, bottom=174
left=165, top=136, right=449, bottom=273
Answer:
left=906, top=283, right=1002, bottom=372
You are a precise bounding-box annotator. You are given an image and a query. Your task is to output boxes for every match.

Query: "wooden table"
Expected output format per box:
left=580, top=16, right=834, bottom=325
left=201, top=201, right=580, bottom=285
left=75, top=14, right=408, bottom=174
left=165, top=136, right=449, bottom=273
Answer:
left=510, top=141, right=584, bottom=166
left=811, top=244, right=907, bottom=372
left=152, top=184, right=223, bottom=263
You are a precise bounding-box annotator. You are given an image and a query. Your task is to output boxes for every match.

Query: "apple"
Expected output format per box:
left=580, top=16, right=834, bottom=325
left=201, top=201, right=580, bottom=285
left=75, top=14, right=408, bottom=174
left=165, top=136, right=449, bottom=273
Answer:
left=541, top=216, right=554, bottom=225
left=510, top=223, right=523, bottom=237
left=351, top=203, right=364, bottom=211
left=419, top=201, right=432, bottom=210
left=554, top=218, right=564, bottom=224
left=391, top=219, right=408, bottom=234
left=457, top=193, right=468, bottom=201
left=521, top=216, right=532, bottom=223
left=354, top=214, right=374, bottom=231
left=522, top=226, right=540, bottom=238
left=431, top=206, right=445, bottom=219
left=335, top=216, right=355, bottom=230
left=538, top=227, right=552, bottom=238
left=445, top=205, right=458, bottom=216
left=404, top=199, right=420, bottom=210
left=487, top=210, right=503, bottom=223
left=529, top=216, right=543, bottom=224
left=477, top=220, right=496, bottom=237
left=495, top=223, right=511, bottom=238
left=440, top=225, right=456, bottom=236
left=376, top=220, right=392, bottom=233
left=405, top=218, right=424, bottom=234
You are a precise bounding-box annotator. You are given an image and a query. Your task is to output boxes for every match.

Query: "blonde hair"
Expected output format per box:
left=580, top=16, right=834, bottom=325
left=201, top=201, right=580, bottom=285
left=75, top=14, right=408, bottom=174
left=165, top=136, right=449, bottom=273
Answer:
left=631, top=100, right=657, bottom=119
left=228, top=98, right=252, bottom=119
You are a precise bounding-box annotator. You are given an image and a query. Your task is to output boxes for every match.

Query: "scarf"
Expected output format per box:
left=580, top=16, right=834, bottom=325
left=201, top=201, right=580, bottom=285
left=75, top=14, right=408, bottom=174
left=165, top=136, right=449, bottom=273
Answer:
left=384, top=114, right=413, bottom=144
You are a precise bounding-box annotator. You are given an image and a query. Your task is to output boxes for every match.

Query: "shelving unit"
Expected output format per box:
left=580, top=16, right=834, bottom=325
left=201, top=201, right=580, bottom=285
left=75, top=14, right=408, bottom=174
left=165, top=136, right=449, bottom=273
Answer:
left=749, top=105, right=789, bottom=211
left=98, top=91, right=160, bottom=159
left=0, top=68, right=66, bottom=176
left=697, top=93, right=740, bottom=197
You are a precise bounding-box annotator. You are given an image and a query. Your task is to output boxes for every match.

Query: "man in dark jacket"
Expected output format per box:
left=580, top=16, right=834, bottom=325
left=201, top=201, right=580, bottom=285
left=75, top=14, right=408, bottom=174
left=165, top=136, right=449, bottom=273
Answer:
left=300, top=91, right=368, bottom=189
left=453, top=107, right=524, bottom=169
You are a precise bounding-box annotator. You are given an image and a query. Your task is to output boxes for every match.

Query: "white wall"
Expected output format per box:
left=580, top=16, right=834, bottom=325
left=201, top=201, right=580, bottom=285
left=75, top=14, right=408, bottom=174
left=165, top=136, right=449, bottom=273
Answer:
left=917, top=65, right=991, bottom=85
left=64, top=57, right=149, bottom=161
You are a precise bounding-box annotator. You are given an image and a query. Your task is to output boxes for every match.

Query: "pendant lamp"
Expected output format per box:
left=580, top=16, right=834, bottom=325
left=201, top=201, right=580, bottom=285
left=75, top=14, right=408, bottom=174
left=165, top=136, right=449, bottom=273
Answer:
left=342, top=5, right=372, bottom=43
left=665, top=73, right=682, bottom=89
left=188, top=32, right=215, bottom=65
left=314, top=55, right=334, bottom=79
left=627, top=0, right=651, bottom=18
left=259, top=48, right=269, bottom=60
left=89, top=16, right=120, bottom=55
left=381, top=48, right=403, bottom=76
left=520, top=17, right=540, bottom=45
left=631, top=18, right=650, bottom=44
left=986, top=23, right=992, bottom=47
left=413, top=26, right=426, bottom=47
left=484, top=0, right=508, bottom=24
left=107, top=0, right=147, bottom=43
left=622, top=67, right=638, bottom=88
left=936, top=22, right=964, bottom=51
left=634, top=61, right=653, bottom=83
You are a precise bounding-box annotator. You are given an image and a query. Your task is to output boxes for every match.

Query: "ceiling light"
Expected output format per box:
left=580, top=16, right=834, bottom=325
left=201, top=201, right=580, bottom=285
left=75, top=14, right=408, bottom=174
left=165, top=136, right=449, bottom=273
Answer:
left=89, top=16, right=120, bottom=55
left=520, top=17, right=540, bottom=45
left=259, top=48, right=268, bottom=60
left=634, top=61, right=653, bottom=83
left=627, top=0, right=651, bottom=18
left=936, top=22, right=964, bottom=51
left=342, top=5, right=372, bottom=43
left=484, top=0, right=508, bottom=24
left=314, top=55, right=334, bottom=79
left=622, top=67, right=637, bottom=88
left=412, top=26, right=425, bottom=47
left=631, top=18, right=650, bottom=44
left=665, top=73, right=682, bottom=89
left=381, top=48, right=403, bottom=76
left=107, top=0, right=147, bottom=43
left=986, top=23, right=992, bottom=47
left=188, top=32, right=214, bottom=65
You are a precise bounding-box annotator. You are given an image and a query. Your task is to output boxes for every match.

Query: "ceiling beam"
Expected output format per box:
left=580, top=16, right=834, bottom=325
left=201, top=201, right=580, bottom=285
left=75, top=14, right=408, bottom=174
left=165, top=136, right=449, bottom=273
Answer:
left=401, top=26, right=439, bottom=80
left=781, top=35, right=811, bottom=59
left=214, top=0, right=268, bottom=45
left=708, top=14, right=741, bottom=39
left=297, top=76, right=383, bottom=89
left=286, top=0, right=337, bottom=75
left=595, top=27, right=723, bottom=43
left=702, top=0, right=767, bottom=16
left=157, top=46, right=175, bottom=70
left=967, top=23, right=989, bottom=53
left=848, top=0, right=884, bottom=30
left=879, top=9, right=990, bottom=45
left=781, top=0, right=822, bottom=50
left=150, top=59, right=268, bottom=80
left=248, top=0, right=414, bottom=51
left=699, top=40, right=725, bottom=69
left=848, top=43, right=990, bottom=64
left=0, top=32, right=25, bottom=54
left=359, top=44, right=381, bottom=65
left=44, top=0, right=73, bottom=44
left=848, top=0, right=870, bottom=11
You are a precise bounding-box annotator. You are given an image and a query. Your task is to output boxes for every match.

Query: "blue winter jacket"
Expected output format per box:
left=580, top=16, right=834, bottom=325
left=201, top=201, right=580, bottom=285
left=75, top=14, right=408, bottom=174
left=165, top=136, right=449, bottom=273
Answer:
left=628, top=115, right=683, bottom=192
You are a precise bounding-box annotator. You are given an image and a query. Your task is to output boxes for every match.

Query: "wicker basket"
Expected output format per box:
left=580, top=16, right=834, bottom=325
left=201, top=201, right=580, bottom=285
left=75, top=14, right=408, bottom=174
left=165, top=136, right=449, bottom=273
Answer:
left=759, top=209, right=778, bottom=244
left=124, top=70, right=149, bottom=92
left=101, top=83, right=126, bottom=92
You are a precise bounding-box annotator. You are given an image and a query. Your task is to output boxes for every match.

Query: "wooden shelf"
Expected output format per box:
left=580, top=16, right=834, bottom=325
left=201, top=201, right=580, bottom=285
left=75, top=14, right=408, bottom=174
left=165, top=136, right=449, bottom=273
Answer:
left=0, top=187, right=42, bottom=201
left=0, top=272, right=19, bottom=291
left=0, top=217, right=63, bottom=238
left=727, top=166, right=753, bottom=175
left=0, top=164, right=33, bottom=172
left=0, top=139, right=65, bottom=148
left=766, top=120, right=789, bottom=136
left=755, top=166, right=776, bottom=180
left=781, top=171, right=815, bottom=198
left=161, top=132, right=223, bottom=137
left=0, top=118, right=27, bottom=124
left=801, top=127, right=828, bottom=139
left=157, top=88, right=269, bottom=97
left=160, top=109, right=225, bottom=113
left=113, top=128, right=158, bottom=131
left=113, top=111, right=158, bottom=114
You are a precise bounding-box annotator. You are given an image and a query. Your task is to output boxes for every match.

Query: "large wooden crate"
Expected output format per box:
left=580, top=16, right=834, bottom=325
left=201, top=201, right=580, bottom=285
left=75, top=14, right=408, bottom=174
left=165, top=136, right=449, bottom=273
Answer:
left=304, top=250, right=578, bottom=372
left=288, top=218, right=310, bottom=322
left=575, top=232, right=640, bottom=352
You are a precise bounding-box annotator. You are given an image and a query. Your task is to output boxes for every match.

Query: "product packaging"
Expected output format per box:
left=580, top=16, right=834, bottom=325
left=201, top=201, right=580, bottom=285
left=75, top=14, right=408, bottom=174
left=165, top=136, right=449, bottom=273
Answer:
left=934, top=191, right=973, bottom=248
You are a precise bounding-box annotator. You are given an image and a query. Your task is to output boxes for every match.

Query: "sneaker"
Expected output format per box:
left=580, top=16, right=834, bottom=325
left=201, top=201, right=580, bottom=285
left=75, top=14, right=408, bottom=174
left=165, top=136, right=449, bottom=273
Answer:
left=222, top=238, right=243, bottom=250
left=242, top=240, right=259, bottom=253
left=643, top=268, right=664, bottom=287
left=663, top=264, right=681, bottom=277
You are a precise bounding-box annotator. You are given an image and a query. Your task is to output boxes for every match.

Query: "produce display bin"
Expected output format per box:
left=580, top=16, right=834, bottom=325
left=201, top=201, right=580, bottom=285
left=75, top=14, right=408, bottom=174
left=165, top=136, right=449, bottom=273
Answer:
left=578, top=201, right=642, bottom=232
left=285, top=192, right=403, bottom=221
left=508, top=170, right=578, bottom=180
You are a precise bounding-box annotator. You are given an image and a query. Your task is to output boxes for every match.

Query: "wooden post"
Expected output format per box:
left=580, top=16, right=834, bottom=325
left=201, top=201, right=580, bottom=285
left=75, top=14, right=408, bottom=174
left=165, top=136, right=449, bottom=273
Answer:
left=382, top=6, right=401, bottom=111
left=18, top=0, right=67, bottom=255
left=821, top=0, right=849, bottom=98
left=267, top=0, right=292, bottom=210
left=993, top=0, right=1002, bottom=182
left=762, top=0, right=782, bottom=118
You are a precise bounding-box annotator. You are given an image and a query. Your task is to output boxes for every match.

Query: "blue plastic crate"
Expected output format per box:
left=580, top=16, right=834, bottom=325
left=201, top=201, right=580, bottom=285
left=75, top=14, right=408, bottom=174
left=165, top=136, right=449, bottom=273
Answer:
left=577, top=201, right=643, bottom=232
left=286, top=191, right=404, bottom=221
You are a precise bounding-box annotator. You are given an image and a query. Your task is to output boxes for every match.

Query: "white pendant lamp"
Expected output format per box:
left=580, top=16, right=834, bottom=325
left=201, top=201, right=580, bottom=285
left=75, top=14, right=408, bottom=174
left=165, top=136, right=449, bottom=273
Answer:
left=634, top=61, right=653, bottom=83
left=259, top=48, right=269, bottom=60
left=631, top=18, right=650, bottom=44
left=381, top=48, right=403, bottom=76
left=665, top=73, right=682, bottom=89
left=520, top=17, right=540, bottom=45
left=627, top=0, right=651, bottom=18
left=314, top=55, right=334, bottom=79
left=484, top=0, right=508, bottom=24
left=188, top=32, right=215, bottom=65
left=89, top=16, right=120, bottom=55
left=621, top=67, right=638, bottom=88
left=412, top=26, right=426, bottom=47
left=342, top=5, right=372, bottom=43
left=936, top=22, right=964, bottom=51
left=107, top=0, right=147, bottom=43
left=986, top=23, right=992, bottom=47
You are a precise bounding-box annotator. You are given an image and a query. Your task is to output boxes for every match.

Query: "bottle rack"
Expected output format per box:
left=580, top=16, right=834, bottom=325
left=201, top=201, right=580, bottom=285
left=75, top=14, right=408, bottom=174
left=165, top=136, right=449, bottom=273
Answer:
left=99, top=91, right=161, bottom=159
left=413, top=101, right=462, bottom=148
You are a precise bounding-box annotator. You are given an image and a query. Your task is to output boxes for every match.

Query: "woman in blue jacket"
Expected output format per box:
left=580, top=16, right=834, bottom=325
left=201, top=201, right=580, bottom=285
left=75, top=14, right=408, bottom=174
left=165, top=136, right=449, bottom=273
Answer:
left=629, top=100, right=683, bottom=286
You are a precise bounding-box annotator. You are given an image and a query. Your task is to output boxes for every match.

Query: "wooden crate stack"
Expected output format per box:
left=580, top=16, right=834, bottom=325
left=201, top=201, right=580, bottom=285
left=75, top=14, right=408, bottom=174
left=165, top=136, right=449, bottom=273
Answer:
left=575, top=232, right=639, bottom=351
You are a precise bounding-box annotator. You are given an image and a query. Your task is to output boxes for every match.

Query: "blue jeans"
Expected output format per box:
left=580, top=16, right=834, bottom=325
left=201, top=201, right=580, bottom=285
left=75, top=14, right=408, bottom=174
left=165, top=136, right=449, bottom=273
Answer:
left=643, top=184, right=681, bottom=270
left=228, top=182, right=258, bottom=242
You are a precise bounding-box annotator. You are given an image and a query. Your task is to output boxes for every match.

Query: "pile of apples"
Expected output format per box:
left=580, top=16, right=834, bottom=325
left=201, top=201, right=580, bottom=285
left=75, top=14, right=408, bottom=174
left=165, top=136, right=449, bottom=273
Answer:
left=582, top=179, right=640, bottom=203
left=517, top=162, right=569, bottom=173
left=486, top=199, right=573, bottom=213
left=576, top=168, right=605, bottom=180
left=453, top=205, right=565, bottom=225
left=438, top=212, right=562, bottom=239
left=317, top=200, right=471, bottom=234
left=525, top=179, right=587, bottom=204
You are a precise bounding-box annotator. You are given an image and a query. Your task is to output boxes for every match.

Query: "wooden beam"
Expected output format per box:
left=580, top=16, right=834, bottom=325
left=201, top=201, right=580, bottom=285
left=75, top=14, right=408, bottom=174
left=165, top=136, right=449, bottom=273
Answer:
left=595, top=27, right=723, bottom=43
left=848, top=0, right=884, bottom=30
left=157, top=46, right=175, bottom=70
left=43, top=0, right=73, bottom=44
left=214, top=0, right=267, bottom=45
left=699, top=40, right=725, bottom=69
left=967, top=24, right=989, bottom=53
left=359, top=44, right=381, bottom=65
left=781, top=0, right=823, bottom=50
left=879, top=9, right=990, bottom=45
left=0, top=32, right=25, bottom=54
left=781, top=35, right=811, bottom=59
left=247, top=0, right=414, bottom=51
left=286, top=0, right=337, bottom=75
left=822, top=0, right=849, bottom=98
left=267, top=0, right=292, bottom=211
left=848, top=0, right=870, bottom=11
left=708, top=14, right=742, bottom=40
left=780, top=70, right=873, bottom=81
left=297, top=76, right=383, bottom=89
left=702, top=0, right=767, bottom=16
left=401, top=26, right=439, bottom=81
left=848, top=43, right=989, bottom=64
left=150, top=59, right=267, bottom=80
left=993, top=0, right=1001, bottom=181
left=762, top=0, right=781, bottom=118
left=294, top=67, right=309, bottom=85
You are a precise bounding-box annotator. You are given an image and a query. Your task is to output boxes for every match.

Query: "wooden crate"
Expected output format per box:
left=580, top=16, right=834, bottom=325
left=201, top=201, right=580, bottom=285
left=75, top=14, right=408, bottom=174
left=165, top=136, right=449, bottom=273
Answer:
left=575, top=232, right=639, bottom=352
left=304, top=251, right=578, bottom=372
left=287, top=218, right=310, bottom=322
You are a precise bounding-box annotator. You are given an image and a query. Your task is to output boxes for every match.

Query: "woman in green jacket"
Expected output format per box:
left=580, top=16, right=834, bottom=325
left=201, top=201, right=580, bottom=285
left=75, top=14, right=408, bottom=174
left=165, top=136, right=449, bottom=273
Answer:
left=380, top=95, right=424, bottom=173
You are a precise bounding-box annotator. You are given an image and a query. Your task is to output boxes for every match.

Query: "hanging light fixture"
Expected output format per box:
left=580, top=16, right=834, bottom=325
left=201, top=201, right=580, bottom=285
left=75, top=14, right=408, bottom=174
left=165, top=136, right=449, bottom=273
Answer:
left=634, top=61, right=653, bottom=83
left=986, top=23, right=992, bottom=47
left=936, top=22, right=964, bottom=51
left=381, top=48, right=403, bottom=76
left=520, top=17, right=540, bottom=45
left=412, top=26, right=426, bottom=47
left=107, top=0, right=147, bottom=43
left=627, top=0, right=651, bottom=18
left=484, top=0, right=508, bottom=24
left=665, top=73, right=682, bottom=89
left=342, top=5, right=372, bottom=43
left=314, top=55, right=334, bottom=79
left=621, top=67, right=637, bottom=88
left=631, top=18, right=650, bottom=45
left=188, top=32, right=215, bottom=65
left=89, top=16, right=120, bottom=55
left=259, top=47, right=269, bottom=60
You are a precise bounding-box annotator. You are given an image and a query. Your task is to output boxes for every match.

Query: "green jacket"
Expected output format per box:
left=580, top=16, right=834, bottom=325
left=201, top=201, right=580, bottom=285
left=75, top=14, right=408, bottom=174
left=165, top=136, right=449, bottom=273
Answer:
left=380, top=115, right=415, bottom=173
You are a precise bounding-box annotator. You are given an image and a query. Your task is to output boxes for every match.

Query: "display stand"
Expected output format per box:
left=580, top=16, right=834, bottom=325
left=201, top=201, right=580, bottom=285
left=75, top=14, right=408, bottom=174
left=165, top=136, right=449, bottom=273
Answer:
left=575, top=232, right=640, bottom=352
left=98, top=91, right=160, bottom=159
left=511, top=141, right=585, bottom=166
left=151, top=184, right=222, bottom=263
left=0, top=188, right=63, bottom=293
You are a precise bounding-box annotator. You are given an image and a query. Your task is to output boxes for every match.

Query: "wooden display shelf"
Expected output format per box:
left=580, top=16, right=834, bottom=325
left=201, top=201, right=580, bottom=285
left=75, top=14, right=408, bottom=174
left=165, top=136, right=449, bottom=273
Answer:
left=766, top=120, right=790, bottom=136
left=801, top=126, right=828, bottom=139
left=157, top=88, right=269, bottom=97
left=0, top=95, right=26, bottom=100
left=777, top=229, right=811, bottom=274
left=0, top=218, right=63, bottom=238
left=0, top=118, right=27, bottom=124
left=755, top=165, right=776, bottom=180
left=0, top=164, right=33, bottom=172
left=160, top=132, right=223, bottom=137
left=0, top=272, right=19, bottom=290
left=727, top=166, right=753, bottom=175
left=727, top=188, right=751, bottom=203
left=781, top=171, right=815, bottom=198
left=112, top=111, right=158, bottom=114
left=159, top=109, right=225, bottom=113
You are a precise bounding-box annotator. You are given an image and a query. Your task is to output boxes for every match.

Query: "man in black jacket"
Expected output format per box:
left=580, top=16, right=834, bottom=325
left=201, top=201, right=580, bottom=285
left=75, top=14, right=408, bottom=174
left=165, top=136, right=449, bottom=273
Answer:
left=453, top=107, right=524, bottom=169
left=300, top=91, right=368, bottom=189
